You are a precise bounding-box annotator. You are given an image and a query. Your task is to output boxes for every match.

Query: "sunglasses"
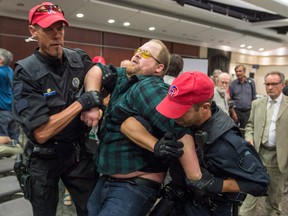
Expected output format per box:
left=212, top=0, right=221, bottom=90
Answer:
left=30, top=5, right=64, bottom=24
left=134, top=48, right=162, bottom=64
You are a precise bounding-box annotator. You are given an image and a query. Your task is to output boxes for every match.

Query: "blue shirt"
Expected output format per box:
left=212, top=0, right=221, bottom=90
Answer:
left=0, top=65, right=13, bottom=110
left=229, top=78, right=256, bottom=110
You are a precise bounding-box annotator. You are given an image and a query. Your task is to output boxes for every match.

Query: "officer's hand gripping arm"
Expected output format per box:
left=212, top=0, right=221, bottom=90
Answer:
left=154, top=132, right=184, bottom=159
left=77, top=90, right=105, bottom=111
left=185, top=168, right=223, bottom=195
left=101, top=64, right=118, bottom=94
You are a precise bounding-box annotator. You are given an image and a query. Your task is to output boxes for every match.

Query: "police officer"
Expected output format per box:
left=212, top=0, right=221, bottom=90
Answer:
left=12, top=2, right=103, bottom=216
left=122, top=71, right=269, bottom=216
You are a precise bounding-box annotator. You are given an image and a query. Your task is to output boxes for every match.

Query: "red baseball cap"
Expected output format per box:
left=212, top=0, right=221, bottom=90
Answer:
left=156, top=71, right=214, bottom=119
left=29, top=2, right=69, bottom=28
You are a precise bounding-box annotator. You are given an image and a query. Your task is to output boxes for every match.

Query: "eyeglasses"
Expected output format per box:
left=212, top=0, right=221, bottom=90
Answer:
left=30, top=5, right=64, bottom=24
left=264, top=82, right=282, bottom=87
left=134, top=48, right=162, bottom=64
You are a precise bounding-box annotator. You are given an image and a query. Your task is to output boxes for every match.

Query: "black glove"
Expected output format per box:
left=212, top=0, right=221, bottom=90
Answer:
left=154, top=132, right=184, bottom=159
left=77, top=90, right=105, bottom=111
left=102, top=64, right=118, bottom=93
left=185, top=168, right=223, bottom=196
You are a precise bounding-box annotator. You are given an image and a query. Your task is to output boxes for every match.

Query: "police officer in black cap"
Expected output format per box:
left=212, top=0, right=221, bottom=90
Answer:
left=12, top=2, right=103, bottom=216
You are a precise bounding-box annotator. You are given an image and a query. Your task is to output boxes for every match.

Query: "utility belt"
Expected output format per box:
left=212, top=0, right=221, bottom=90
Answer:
left=187, top=188, right=246, bottom=207
left=188, top=191, right=246, bottom=208
left=26, top=141, right=58, bottom=159
left=26, top=139, right=84, bottom=160
left=149, top=182, right=246, bottom=216
left=16, top=139, right=85, bottom=200
left=106, top=176, right=162, bottom=191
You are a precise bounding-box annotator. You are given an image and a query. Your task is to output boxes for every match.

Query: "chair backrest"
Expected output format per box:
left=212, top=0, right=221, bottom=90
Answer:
left=0, top=197, right=33, bottom=216
left=0, top=157, right=15, bottom=175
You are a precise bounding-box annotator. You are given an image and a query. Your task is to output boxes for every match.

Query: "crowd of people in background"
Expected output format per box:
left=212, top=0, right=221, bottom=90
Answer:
left=0, top=48, right=23, bottom=158
left=1, top=1, right=288, bottom=216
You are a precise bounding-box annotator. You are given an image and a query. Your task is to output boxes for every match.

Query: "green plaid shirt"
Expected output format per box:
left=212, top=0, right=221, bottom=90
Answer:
left=96, top=68, right=187, bottom=175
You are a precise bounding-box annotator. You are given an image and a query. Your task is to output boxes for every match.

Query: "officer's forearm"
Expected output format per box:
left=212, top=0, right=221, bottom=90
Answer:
left=179, top=134, right=202, bottom=180
left=33, top=102, right=83, bottom=144
left=221, top=178, right=240, bottom=192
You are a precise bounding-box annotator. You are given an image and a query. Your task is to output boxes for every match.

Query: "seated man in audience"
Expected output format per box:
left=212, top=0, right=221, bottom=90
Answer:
left=0, top=136, right=23, bottom=158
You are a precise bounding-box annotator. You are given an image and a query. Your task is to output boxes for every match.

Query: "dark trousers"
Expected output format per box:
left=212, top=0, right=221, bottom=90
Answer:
left=235, top=109, right=251, bottom=132
left=27, top=145, right=98, bottom=216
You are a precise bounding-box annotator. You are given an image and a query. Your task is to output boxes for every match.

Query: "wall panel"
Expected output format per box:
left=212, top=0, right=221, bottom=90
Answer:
left=0, top=16, right=201, bottom=67
left=172, top=43, right=199, bottom=57
left=103, top=48, right=134, bottom=66
left=103, top=32, right=140, bottom=49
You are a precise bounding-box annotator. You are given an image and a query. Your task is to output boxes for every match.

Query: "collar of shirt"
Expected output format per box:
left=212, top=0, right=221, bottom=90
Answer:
left=268, top=93, right=283, bottom=104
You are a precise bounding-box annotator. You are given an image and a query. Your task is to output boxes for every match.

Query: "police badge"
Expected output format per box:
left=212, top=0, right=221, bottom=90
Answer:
left=72, top=77, right=80, bottom=89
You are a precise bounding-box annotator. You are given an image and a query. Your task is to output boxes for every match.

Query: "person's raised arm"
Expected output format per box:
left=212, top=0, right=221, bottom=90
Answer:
left=121, top=116, right=202, bottom=180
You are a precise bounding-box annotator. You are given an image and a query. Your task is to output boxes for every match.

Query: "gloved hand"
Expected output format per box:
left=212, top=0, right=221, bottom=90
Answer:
left=77, top=90, right=105, bottom=111
left=154, top=132, right=184, bottom=159
left=185, top=168, right=223, bottom=196
left=102, top=65, right=118, bottom=93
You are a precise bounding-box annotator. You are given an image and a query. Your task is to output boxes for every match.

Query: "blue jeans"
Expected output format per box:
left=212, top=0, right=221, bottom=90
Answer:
left=87, top=175, right=160, bottom=216
left=0, top=110, right=19, bottom=141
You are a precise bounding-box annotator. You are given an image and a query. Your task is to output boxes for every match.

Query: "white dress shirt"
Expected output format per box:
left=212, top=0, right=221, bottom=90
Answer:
left=267, top=93, right=283, bottom=147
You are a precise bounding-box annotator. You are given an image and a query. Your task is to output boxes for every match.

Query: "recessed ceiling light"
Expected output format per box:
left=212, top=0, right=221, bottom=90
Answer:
left=108, top=19, right=115, bottom=24
left=123, top=22, right=130, bottom=27
left=149, top=27, right=155, bottom=31
left=247, top=45, right=252, bottom=49
left=240, top=44, right=245, bottom=48
left=259, top=48, right=264, bottom=51
left=76, top=13, right=84, bottom=18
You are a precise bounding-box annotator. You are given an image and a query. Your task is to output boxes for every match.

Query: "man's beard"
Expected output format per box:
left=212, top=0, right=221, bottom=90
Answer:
left=55, top=47, right=61, bottom=58
left=126, top=64, right=139, bottom=77
left=216, top=87, right=226, bottom=98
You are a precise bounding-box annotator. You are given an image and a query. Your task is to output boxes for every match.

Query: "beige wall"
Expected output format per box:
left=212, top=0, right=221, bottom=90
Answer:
left=229, top=53, right=288, bottom=96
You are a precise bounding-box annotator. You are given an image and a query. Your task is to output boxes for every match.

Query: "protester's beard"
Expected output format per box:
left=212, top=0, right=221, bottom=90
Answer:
left=126, top=64, right=139, bottom=77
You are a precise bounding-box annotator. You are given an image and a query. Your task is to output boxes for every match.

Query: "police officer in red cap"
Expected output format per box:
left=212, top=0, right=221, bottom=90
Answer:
left=122, top=71, right=269, bottom=216
left=12, top=2, right=103, bottom=215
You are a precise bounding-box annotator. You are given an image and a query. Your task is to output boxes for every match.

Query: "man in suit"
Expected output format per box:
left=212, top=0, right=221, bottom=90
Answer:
left=239, top=71, right=288, bottom=216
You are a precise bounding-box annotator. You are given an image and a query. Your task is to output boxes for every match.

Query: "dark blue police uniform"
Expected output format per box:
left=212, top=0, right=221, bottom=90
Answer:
left=166, top=103, right=269, bottom=216
left=12, top=47, right=98, bottom=216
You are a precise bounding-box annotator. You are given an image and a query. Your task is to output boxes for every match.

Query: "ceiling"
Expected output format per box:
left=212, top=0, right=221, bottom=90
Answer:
left=1, top=0, right=288, bottom=56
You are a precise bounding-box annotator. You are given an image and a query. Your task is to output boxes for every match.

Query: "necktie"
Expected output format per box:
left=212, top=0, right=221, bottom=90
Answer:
left=262, top=100, right=275, bottom=144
